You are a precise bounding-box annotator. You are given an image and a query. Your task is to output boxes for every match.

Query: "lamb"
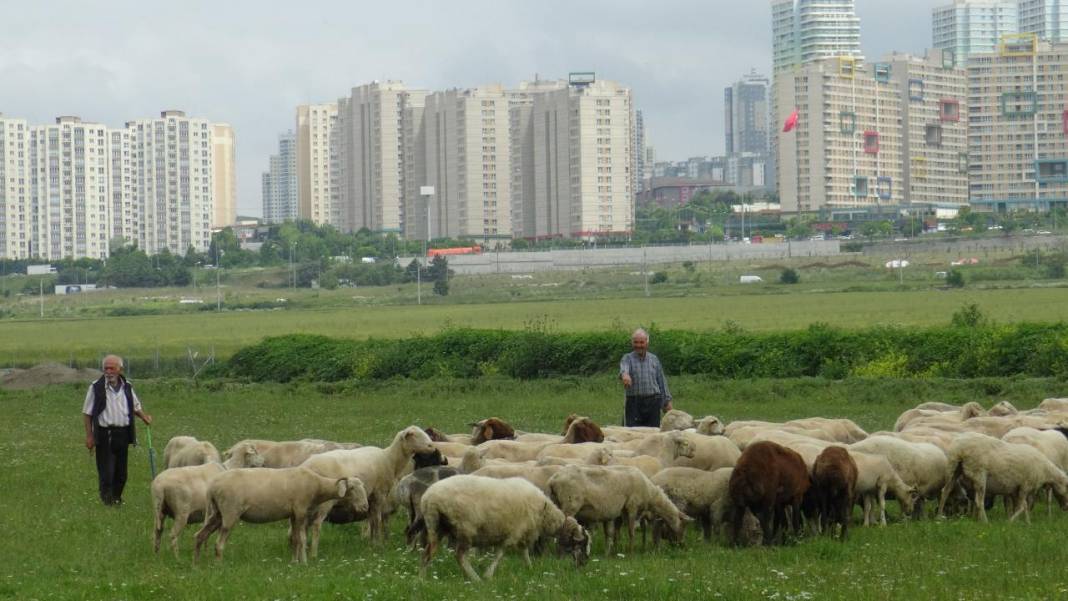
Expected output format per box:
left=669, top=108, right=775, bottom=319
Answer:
left=849, top=435, right=949, bottom=518
left=193, top=466, right=367, bottom=563
left=784, top=418, right=869, bottom=444
left=895, top=402, right=986, bottom=432
left=726, top=441, right=810, bottom=546
left=469, top=417, right=516, bottom=445
left=610, top=436, right=694, bottom=478
left=660, top=409, right=695, bottom=431
left=301, top=426, right=435, bottom=553
left=416, top=475, right=591, bottom=581
left=849, top=451, right=918, bottom=526
left=547, top=464, right=690, bottom=555
left=695, top=416, right=725, bottom=436
left=937, top=433, right=1068, bottom=523
left=163, top=436, right=222, bottom=469
left=651, top=467, right=734, bottom=542
left=460, top=447, right=534, bottom=473
left=223, top=439, right=279, bottom=462
left=619, top=430, right=694, bottom=460
left=810, top=447, right=858, bottom=540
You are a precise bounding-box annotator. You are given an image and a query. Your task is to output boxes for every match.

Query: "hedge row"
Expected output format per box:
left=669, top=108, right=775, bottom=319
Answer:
left=220, top=322, right=1068, bottom=383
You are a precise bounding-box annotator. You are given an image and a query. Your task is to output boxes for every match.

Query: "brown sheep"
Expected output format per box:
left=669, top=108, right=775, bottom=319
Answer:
left=423, top=427, right=450, bottom=443
left=470, top=418, right=516, bottom=445
left=727, top=441, right=810, bottom=546
left=810, top=446, right=858, bottom=540
left=562, top=416, right=605, bottom=444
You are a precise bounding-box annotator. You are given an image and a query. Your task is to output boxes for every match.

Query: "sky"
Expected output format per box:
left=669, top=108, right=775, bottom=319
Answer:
left=0, top=0, right=934, bottom=217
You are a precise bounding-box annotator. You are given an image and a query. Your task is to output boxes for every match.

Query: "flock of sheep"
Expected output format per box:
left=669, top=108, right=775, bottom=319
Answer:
left=151, top=397, right=1068, bottom=581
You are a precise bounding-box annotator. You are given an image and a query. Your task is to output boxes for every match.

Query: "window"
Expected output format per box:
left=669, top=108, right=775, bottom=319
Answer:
left=942, top=49, right=956, bottom=69
left=877, top=177, right=892, bottom=200
left=1063, top=110, right=1068, bottom=135
left=940, top=99, right=960, bottom=122
left=863, top=131, right=880, bottom=154
left=839, top=111, right=856, bottom=134
left=853, top=176, right=869, bottom=197
left=1036, top=159, right=1068, bottom=183
left=908, top=79, right=924, bottom=102
left=1000, top=91, right=1037, bottom=117
left=1000, top=33, right=1037, bottom=57
left=872, top=63, right=891, bottom=83
left=925, top=124, right=943, bottom=146
left=838, top=56, right=856, bottom=79
left=958, top=152, right=969, bottom=174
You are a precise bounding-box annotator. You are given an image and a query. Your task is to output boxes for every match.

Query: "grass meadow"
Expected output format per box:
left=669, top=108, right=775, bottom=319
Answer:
left=3, top=287, right=1068, bottom=370
left=3, top=375, right=1068, bottom=600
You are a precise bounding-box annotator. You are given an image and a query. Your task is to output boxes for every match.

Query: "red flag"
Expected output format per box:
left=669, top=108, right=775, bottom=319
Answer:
left=782, top=108, right=799, bottom=133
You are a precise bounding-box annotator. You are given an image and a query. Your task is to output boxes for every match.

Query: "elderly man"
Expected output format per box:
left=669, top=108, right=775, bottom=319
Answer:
left=619, top=328, right=673, bottom=427
left=82, top=355, right=152, bottom=506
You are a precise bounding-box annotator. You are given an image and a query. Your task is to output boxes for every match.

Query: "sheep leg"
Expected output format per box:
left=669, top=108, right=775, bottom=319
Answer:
left=1008, top=490, right=1028, bottom=523
left=169, top=511, right=190, bottom=560
left=936, top=472, right=958, bottom=518
left=1047, top=487, right=1053, bottom=519
left=214, top=515, right=237, bottom=560
left=308, top=503, right=330, bottom=560
left=419, top=534, right=438, bottom=578
left=973, top=481, right=988, bottom=523
left=625, top=514, right=638, bottom=552
left=483, top=547, right=505, bottom=580
left=153, top=500, right=166, bottom=555
left=522, top=547, right=532, bottom=567
left=192, top=507, right=221, bottom=564
left=758, top=507, right=775, bottom=545
left=455, top=542, right=481, bottom=582
left=603, top=520, right=616, bottom=556
left=878, top=489, right=887, bottom=527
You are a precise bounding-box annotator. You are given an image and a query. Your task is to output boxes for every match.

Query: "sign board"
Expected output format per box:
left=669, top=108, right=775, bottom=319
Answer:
left=568, top=72, right=596, bottom=85
left=419, top=186, right=435, bottom=196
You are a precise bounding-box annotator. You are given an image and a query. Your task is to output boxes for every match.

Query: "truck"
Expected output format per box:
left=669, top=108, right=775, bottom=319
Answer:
left=27, top=264, right=56, bottom=275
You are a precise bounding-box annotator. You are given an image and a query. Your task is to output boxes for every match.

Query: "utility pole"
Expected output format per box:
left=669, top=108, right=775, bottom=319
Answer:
left=643, top=245, right=649, bottom=297
left=39, top=280, right=44, bottom=318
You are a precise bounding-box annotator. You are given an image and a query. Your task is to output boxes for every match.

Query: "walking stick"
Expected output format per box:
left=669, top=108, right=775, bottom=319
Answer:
left=146, top=425, right=157, bottom=479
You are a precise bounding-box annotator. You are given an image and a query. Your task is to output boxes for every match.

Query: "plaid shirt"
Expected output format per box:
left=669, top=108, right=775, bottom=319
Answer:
left=619, top=351, right=671, bottom=405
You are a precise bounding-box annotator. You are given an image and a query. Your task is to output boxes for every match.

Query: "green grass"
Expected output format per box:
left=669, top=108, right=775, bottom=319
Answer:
left=3, top=375, right=1068, bottom=600
left=4, top=287, right=1068, bottom=370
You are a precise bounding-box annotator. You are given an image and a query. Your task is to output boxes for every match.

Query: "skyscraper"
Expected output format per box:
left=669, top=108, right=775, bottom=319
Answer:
left=0, top=115, right=30, bottom=259
left=1018, top=0, right=1068, bottom=42
left=212, top=124, right=237, bottom=228
left=507, top=79, right=567, bottom=239
left=725, top=70, right=771, bottom=187
left=296, top=103, right=338, bottom=227
left=262, top=131, right=298, bottom=224
left=932, top=0, right=1018, bottom=66
left=771, top=0, right=864, bottom=73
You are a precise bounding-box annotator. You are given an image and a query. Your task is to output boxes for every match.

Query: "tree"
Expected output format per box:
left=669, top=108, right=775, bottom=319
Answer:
left=780, top=268, right=800, bottom=284
left=946, top=269, right=965, bottom=288
left=433, top=277, right=449, bottom=296
left=428, top=255, right=450, bottom=282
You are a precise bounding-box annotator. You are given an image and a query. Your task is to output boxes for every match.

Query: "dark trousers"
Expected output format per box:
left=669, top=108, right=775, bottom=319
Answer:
left=624, top=394, right=663, bottom=427
left=93, top=426, right=131, bottom=505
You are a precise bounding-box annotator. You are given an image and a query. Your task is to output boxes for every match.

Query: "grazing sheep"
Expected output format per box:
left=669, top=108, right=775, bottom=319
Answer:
left=671, top=431, right=742, bottom=471
left=301, top=426, right=435, bottom=553
left=937, top=433, right=1068, bottom=523
left=193, top=467, right=367, bottom=563
left=849, top=435, right=949, bottom=518
left=1002, top=426, right=1068, bottom=516
left=1039, top=398, right=1068, bottom=414
left=695, top=416, right=725, bottom=436
left=660, top=409, right=695, bottom=432
left=258, top=441, right=340, bottom=469
left=609, top=433, right=695, bottom=477
left=894, top=402, right=985, bottom=432
left=477, top=439, right=552, bottom=463
left=416, top=475, right=591, bottom=581
left=849, top=451, right=918, bottom=526
left=810, top=447, right=858, bottom=540
left=562, top=416, right=605, bottom=443
left=726, top=441, right=810, bottom=546
left=514, top=432, right=565, bottom=444
left=547, top=465, right=690, bottom=555
left=460, top=447, right=533, bottom=473
left=471, top=463, right=563, bottom=496
left=223, top=439, right=279, bottom=462
left=536, top=447, right=614, bottom=467
left=537, top=442, right=616, bottom=463
left=785, top=418, right=869, bottom=444
left=601, top=426, right=660, bottom=443
left=163, top=436, right=222, bottom=469
left=470, top=418, right=516, bottom=445
left=651, top=467, right=734, bottom=542
left=394, top=465, right=461, bottom=543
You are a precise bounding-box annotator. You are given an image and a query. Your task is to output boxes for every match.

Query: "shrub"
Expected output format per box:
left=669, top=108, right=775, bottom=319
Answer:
left=946, top=269, right=965, bottom=288
left=779, top=268, right=800, bottom=284
left=650, top=271, right=668, bottom=284
left=951, top=303, right=988, bottom=328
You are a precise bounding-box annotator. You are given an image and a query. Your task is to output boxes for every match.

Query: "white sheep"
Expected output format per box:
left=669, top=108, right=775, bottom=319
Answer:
left=163, top=436, right=222, bottom=469
left=660, top=409, right=695, bottom=431
left=849, top=435, right=949, bottom=518
left=301, top=426, right=435, bottom=553
left=601, top=426, right=659, bottom=443
left=536, top=442, right=616, bottom=463
left=192, top=466, right=367, bottom=563
left=695, top=416, right=725, bottom=436
left=470, top=463, right=563, bottom=496
left=609, top=433, right=695, bottom=477
left=988, top=401, right=1019, bottom=417
left=417, top=475, right=590, bottom=581
left=651, top=467, right=734, bottom=541
left=476, top=439, right=552, bottom=463
left=1002, top=426, right=1068, bottom=515
left=1039, top=398, right=1068, bottom=414
left=671, top=431, right=742, bottom=471
left=937, top=433, right=1068, bottom=523
left=848, top=451, right=918, bottom=526
left=536, top=447, right=614, bottom=467
left=547, top=464, right=690, bottom=555
left=151, top=442, right=267, bottom=557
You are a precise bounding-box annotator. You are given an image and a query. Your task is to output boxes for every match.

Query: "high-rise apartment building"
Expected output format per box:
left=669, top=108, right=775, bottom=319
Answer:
left=507, top=79, right=567, bottom=239
left=120, top=110, right=214, bottom=254
left=0, top=115, right=30, bottom=258
left=401, top=93, right=428, bottom=241
left=771, top=0, right=864, bottom=73
left=1019, top=0, right=1068, bottom=42
left=776, top=57, right=903, bottom=212
left=888, top=50, right=970, bottom=207
left=531, top=76, right=633, bottom=238
left=212, top=124, right=237, bottom=227
left=422, top=85, right=513, bottom=242
left=725, top=70, right=771, bottom=187
left=633, top=108, right=647, bottom=197
left=967, top=39, right=1068, bottom=210
left=336, top=81, right=412, bottom=234
left=933, top=0, right=1018, bottom=66
left=296, top=103, right=338, bottom=227
left=262, top=131, right=298, bottom=224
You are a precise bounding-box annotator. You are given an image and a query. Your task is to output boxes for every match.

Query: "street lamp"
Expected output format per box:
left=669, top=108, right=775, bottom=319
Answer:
left=418, top=186, right=435, bottom=305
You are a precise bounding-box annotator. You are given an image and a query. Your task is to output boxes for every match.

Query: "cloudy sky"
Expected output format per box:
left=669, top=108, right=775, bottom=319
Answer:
left=1, top=0, right=934, bottom=217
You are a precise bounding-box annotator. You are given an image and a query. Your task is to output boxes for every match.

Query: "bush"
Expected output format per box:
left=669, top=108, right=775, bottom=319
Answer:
left=946, top=269, right=965, bottom=288
left=650, top=272, right=668, bottom=284
left=842, top=242, right=863, bottom=252
left=221, top=321, right=1068, bottom=383
left=779, top=268, right=800, bottom=284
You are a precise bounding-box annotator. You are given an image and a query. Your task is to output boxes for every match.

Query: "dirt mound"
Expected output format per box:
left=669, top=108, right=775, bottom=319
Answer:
left=1, top=363, right=101, bottom=390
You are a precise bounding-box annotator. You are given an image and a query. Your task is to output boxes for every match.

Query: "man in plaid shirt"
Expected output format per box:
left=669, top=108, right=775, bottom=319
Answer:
left=619, top=328, right=673, bottom=427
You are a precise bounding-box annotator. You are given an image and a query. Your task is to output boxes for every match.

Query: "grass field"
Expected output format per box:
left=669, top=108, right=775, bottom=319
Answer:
left=3, top=286, right=1068, bottom=371
left=3, top=375, right=1068, bottom=600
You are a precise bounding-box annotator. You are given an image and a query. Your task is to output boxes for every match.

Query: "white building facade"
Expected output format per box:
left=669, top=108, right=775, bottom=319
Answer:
left=296, top=103, right=339, bottom=227
left=933, top=0, right=1018, bottom=66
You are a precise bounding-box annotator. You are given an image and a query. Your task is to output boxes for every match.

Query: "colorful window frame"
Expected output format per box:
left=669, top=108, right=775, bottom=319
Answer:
left=908, top=79, right=924, bottom=102
left=853, top=176, right=869, bottom=198
left=838, top=56, right=857, bottom=79
left=1000, top=33, right=1038, bottom=57
left=958, top=152, right=969, bottom=174
left=877, top=176, right=892, bottom=201
left=925, top=124, right=943, bottom=146
left=1036, top=159, right=1068, bottom=183
left=873, top=63, right=891, bottom=83
left=863, top=131, right=880, bottom=154
left=839, top=111, right=856, bottom=134
left=940, top=99, right=961, bottom=122
left=1001, top=91, right=1038, bottom=117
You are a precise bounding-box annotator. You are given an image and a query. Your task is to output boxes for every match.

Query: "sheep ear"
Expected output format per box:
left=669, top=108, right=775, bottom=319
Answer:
left=336, top=479, right=348, bottom=497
